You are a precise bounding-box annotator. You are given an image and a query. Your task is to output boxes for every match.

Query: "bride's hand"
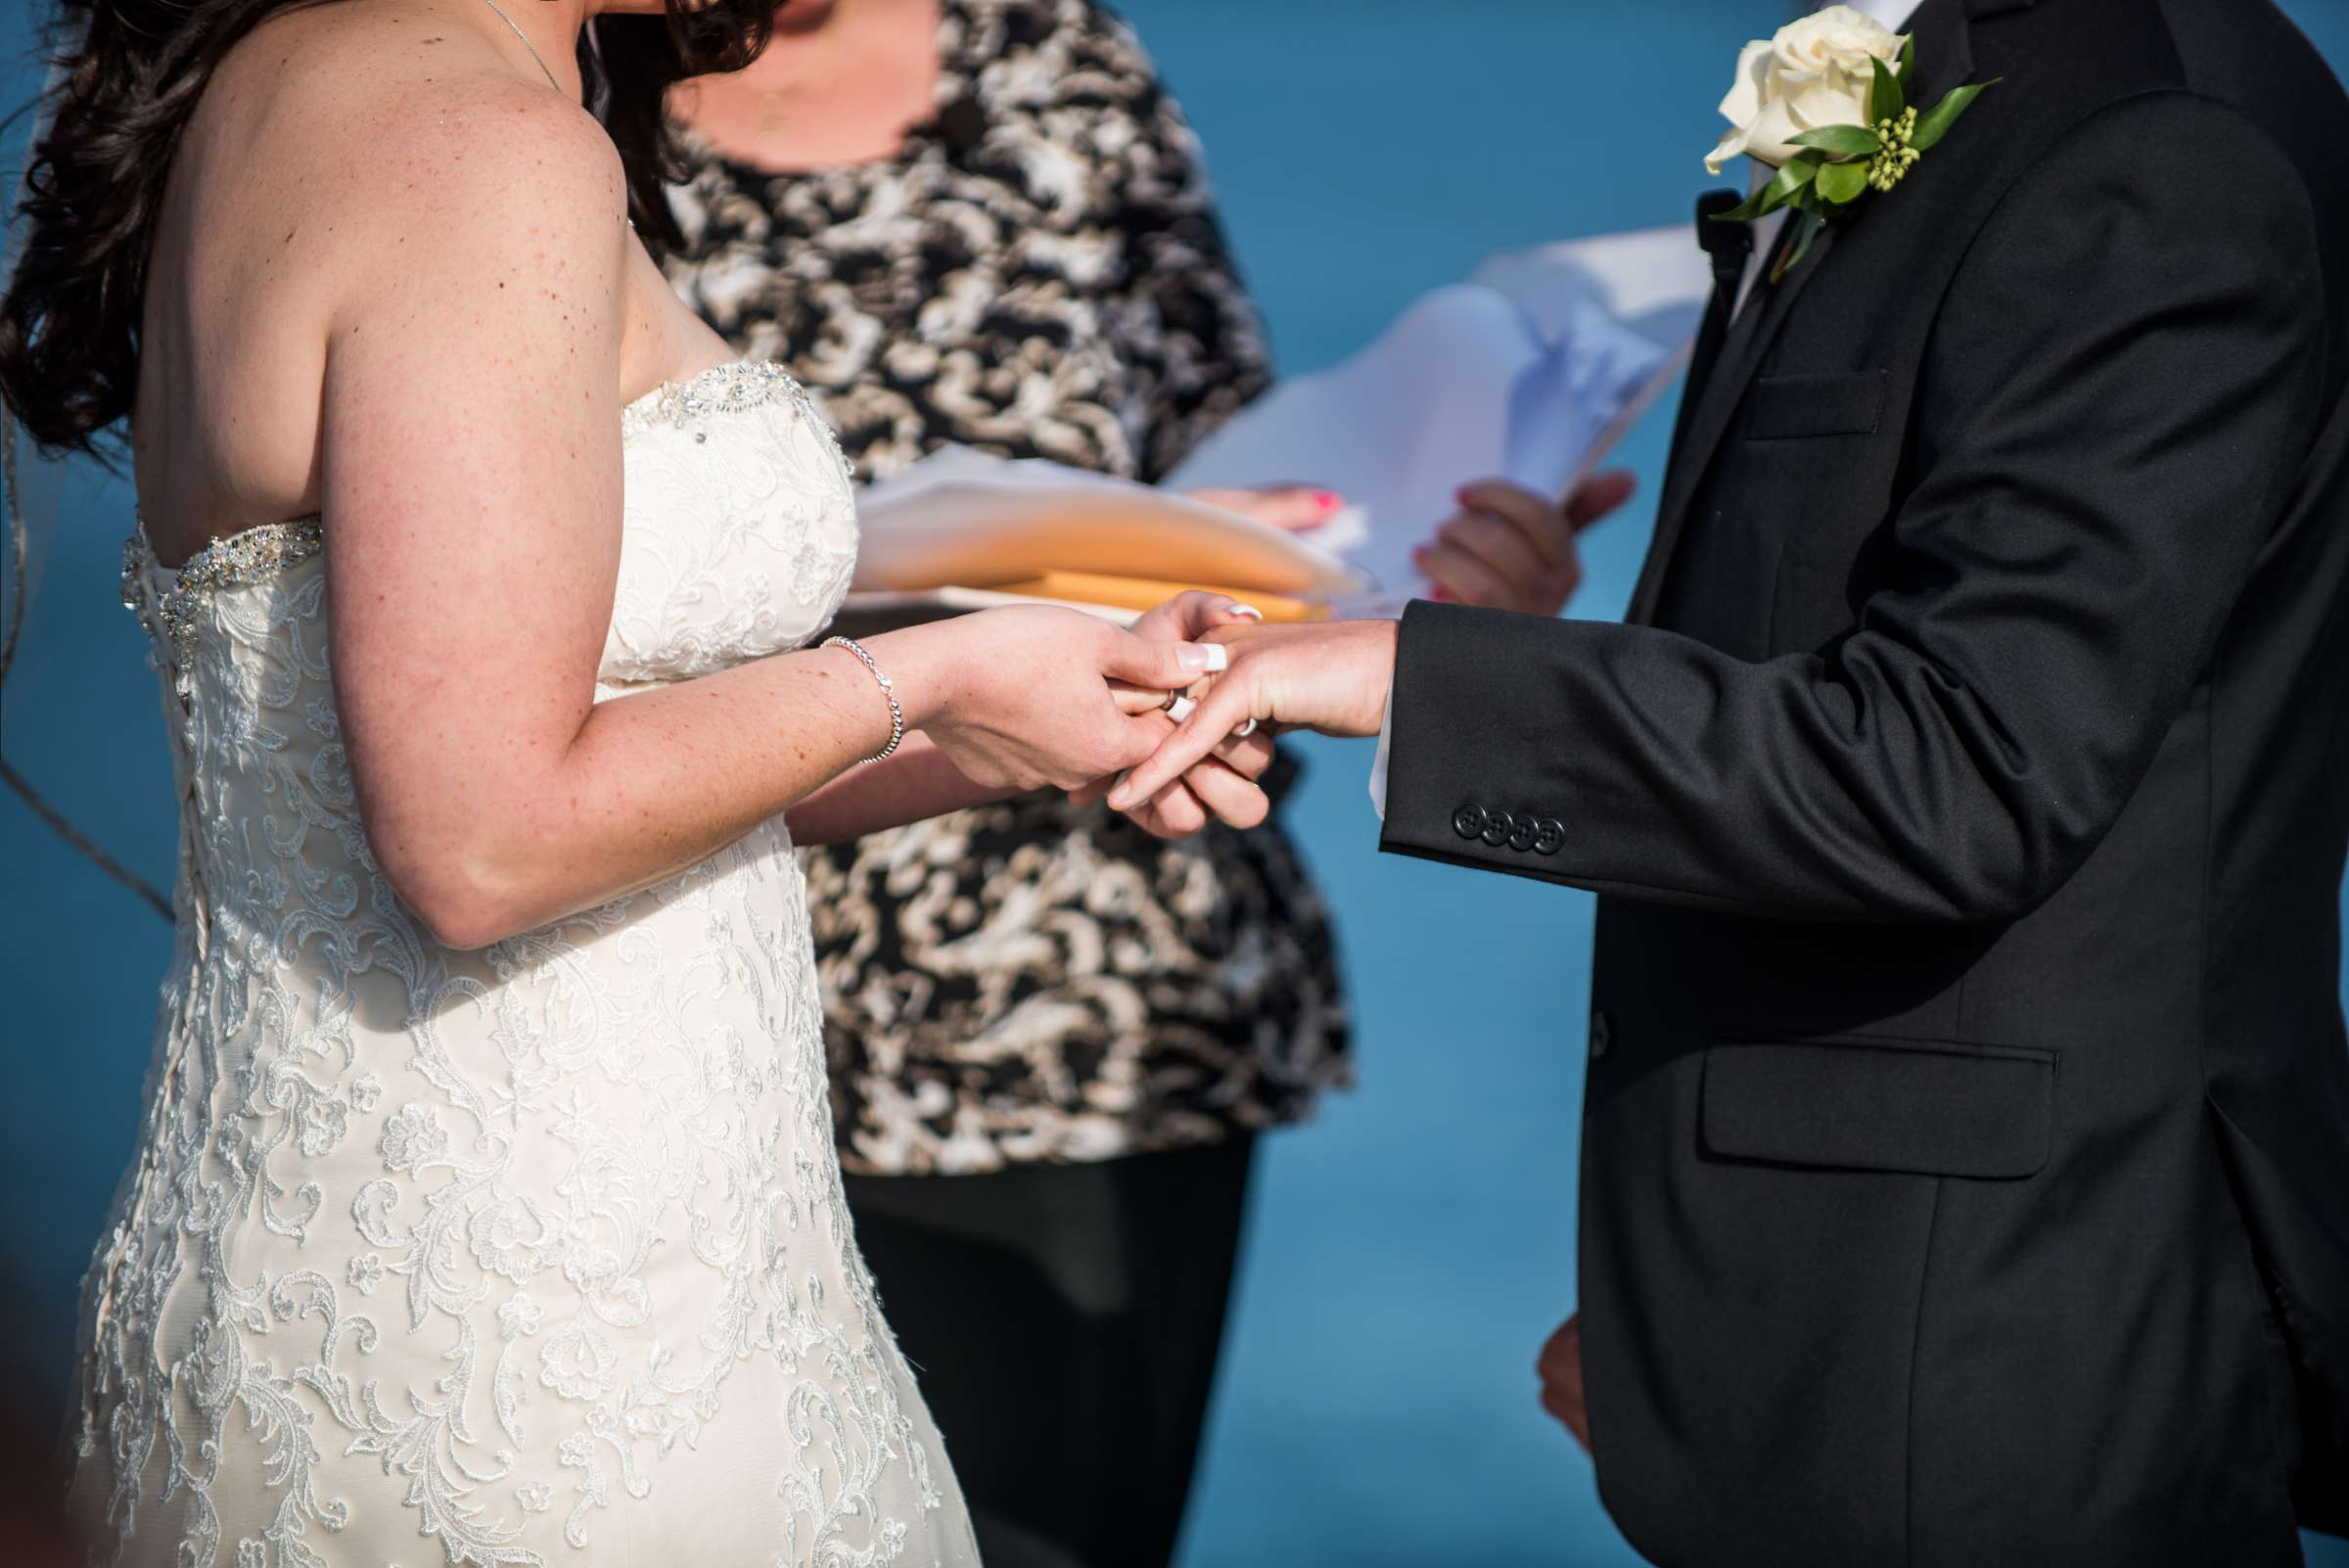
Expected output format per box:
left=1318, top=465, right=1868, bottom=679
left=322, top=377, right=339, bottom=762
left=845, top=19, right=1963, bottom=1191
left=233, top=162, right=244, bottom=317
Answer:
left=880, top=606, right=1224, bottom=794
left=1105, top=618, right=1397, bottom=815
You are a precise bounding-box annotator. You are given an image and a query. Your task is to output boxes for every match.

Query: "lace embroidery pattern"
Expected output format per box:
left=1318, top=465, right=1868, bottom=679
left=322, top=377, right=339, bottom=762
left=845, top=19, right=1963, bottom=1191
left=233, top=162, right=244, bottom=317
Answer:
left=78, top=365, right=973, bottom=1566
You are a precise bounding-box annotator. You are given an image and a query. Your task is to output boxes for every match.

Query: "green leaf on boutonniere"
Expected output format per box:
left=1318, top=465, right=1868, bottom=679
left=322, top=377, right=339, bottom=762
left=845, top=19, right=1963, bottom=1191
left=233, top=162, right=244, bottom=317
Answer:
left=1773, top=210, right=1827, bottom=283
left=1787, top=124, right=1882, bottom=159
left=1868, top=55, right=1906, bottom=125
left=1713, top=151, right=1824, bottom=222
left=1910, top=78, right=2001, bottom=151
left=1816, top=159, right=1868, bottom=206
left=1896, top=34, right=1917, bottom=88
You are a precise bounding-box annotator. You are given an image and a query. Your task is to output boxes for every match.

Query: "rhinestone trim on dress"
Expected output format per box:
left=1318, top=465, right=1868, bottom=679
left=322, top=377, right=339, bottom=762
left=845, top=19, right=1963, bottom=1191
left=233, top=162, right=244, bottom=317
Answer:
left=622, top=359, right=806, bottom=439
left=125, top=516, right=325, bottom=671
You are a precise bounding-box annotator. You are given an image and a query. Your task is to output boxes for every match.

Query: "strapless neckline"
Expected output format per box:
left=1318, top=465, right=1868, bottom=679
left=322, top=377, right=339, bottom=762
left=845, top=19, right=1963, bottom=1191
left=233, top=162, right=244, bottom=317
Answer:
left=134, top=359, right=804, bottom=578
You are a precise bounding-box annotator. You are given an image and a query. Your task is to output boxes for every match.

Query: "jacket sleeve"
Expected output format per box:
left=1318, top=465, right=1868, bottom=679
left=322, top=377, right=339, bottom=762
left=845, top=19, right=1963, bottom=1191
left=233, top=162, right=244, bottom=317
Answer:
left=1379, top=93, right=2328, bottom=923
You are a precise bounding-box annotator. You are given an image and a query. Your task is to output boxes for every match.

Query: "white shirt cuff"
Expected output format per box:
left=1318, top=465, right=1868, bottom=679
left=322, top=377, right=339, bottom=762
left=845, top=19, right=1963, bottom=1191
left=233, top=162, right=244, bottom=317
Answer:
left=1368, top=685, right=1395, bottom=819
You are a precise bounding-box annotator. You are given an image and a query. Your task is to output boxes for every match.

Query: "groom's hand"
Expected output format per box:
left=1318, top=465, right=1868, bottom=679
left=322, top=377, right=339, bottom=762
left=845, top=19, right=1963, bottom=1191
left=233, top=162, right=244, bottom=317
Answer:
left=1537, top=1314, right=1590, bottom=1453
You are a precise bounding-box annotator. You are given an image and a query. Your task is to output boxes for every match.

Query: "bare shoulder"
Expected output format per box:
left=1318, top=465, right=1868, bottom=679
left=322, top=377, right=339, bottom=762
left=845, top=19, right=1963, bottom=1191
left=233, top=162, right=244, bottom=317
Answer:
left=135, top=1, right=633, bottom=545
left=195, top=3, right=624, bottom=302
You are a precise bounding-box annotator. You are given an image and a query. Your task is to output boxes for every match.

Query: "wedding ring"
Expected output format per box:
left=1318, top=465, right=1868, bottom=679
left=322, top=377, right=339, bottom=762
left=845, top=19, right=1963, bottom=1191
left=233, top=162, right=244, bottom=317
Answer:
left=1159, top=689, right=1181, bottom=712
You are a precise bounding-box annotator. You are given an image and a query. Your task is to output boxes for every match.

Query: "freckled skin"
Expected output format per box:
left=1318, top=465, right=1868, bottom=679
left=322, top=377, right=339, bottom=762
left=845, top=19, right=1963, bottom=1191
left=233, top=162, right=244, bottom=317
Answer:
left=126, top=0, right=1256, bottom=946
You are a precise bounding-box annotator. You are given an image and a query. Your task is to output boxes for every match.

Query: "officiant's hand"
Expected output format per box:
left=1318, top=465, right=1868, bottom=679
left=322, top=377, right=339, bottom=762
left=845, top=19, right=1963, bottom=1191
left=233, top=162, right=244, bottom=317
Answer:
left=1537, top=1314, right=1591, bottom=1453
left=1181, top=484, right=1346, bottom=531
left=1416, top=470, right=1635, bottom=615
left=1105, top=619, right=1397, bottom=817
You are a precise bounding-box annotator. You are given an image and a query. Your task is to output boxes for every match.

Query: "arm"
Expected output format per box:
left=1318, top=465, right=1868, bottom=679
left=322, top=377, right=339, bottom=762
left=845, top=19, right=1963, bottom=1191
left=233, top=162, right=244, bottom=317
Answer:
left=783, top=733, right=995, bottom=847
left=1121, top=95, right=2328, bottom=924
left=321, top=83, right=1221, bottom=948
left=791, top=593, right=1279, bottom=845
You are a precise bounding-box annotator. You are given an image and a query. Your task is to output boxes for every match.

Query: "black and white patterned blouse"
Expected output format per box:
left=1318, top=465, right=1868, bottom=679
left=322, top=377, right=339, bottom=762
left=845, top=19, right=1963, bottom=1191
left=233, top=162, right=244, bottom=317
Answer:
left=665, top=0, right=1351, bottom=1175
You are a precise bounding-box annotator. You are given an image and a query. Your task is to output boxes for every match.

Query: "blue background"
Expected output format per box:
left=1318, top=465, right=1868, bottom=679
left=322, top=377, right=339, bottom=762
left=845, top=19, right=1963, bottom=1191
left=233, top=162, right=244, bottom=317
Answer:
left=4, top=3, right=2346, bottom=1563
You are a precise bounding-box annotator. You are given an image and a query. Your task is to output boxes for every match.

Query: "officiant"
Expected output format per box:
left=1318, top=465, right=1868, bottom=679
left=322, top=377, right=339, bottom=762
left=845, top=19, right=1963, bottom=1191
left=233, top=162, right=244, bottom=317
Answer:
left=657, top=1, right=1622, bottom=1562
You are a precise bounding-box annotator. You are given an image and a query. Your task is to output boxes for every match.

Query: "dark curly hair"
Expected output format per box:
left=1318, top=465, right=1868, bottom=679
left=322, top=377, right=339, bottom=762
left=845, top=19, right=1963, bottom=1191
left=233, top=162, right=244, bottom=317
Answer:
left=0, top=0, right=782, bottom=457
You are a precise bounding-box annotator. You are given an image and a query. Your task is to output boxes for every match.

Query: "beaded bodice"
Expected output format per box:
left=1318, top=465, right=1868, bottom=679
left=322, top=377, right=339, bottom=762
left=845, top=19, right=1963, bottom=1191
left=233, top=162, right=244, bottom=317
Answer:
left=78, top=362, right=975, bottom=1567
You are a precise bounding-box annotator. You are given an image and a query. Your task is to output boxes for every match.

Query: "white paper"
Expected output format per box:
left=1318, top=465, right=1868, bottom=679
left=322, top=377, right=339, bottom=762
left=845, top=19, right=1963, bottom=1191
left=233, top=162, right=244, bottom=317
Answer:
left=1167, top=223, right=1715, bottom=615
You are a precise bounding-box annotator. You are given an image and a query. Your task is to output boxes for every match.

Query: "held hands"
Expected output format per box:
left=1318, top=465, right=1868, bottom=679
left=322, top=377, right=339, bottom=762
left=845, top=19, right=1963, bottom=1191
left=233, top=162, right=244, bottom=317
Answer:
left=1091, top=592, right=1285, bottom=837
left=1091, top=471, right=1637, bottom=829
left=1102, top=617, right=1400, bottom=815
left=887, top=605, right=1222, bottom=792
left=881, top=597, right=1277, bottom=825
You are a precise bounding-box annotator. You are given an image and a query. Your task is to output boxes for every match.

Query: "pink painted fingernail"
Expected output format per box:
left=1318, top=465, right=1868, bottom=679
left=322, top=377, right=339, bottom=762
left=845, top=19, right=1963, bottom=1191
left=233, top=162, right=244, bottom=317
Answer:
left=1429, top=585, right=1454, bottom=603
left=1313, top=488, right=1342, bottom=512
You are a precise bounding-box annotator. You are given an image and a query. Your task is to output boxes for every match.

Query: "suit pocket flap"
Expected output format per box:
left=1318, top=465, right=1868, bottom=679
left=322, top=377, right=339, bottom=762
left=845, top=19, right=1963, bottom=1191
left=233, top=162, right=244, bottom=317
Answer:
left=1701, top=1038, right=2053, bottom=1179
left=1745, top=369, right=1889, bottom=440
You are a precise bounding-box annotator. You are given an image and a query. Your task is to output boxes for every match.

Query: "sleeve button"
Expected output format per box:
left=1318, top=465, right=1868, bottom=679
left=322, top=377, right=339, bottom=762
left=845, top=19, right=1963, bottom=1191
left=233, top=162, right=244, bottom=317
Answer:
left=1534, top=818, right=1565, bottom=855
left=1481, top=808, right=1514, bottom=848
left=1507, top=815, right=1539, bottom=853
left=1589, top=1010, right=1613, bottom=1059
left=1452, top=805, right=1488, bottom=840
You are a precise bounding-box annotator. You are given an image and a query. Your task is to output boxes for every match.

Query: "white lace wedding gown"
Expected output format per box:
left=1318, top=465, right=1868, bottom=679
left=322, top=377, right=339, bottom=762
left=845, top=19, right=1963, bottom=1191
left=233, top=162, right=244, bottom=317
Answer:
left=74, top=362, right=981, bottom=1568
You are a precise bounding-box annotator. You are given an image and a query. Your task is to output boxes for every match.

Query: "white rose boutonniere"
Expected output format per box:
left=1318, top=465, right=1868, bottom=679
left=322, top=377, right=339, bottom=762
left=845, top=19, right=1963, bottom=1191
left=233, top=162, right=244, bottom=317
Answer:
left=1705, top=5, right=2000, bottom=279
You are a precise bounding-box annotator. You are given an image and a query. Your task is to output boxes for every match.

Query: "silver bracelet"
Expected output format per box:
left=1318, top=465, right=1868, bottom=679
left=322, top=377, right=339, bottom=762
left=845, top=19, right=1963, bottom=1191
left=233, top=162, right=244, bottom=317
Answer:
left=822, top=636, right=904, bottom=765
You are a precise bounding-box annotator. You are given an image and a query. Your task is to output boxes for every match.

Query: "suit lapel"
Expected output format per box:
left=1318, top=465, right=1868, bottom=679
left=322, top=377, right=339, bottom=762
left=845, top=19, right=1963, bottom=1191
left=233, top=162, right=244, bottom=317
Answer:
left=1627, top=221, right=1837, bottom=624
left=1626, top=0, right=1979, bottom=626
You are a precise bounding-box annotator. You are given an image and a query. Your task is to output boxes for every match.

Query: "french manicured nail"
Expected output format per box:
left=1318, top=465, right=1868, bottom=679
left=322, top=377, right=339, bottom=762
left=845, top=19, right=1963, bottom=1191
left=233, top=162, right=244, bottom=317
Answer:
left=1227, top=604, right=1265, bottom=623
left=1178, top=643, right=1228, bottom=673
left=1235, top=719, right=1258, bottom=738
left=1168, top=695, right=1198, bottom=723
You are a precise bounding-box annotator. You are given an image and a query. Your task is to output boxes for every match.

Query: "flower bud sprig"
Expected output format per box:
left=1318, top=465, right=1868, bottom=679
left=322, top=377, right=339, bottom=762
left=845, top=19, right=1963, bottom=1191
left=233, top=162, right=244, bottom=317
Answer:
left=1868, top=107, right=1921, bottom=192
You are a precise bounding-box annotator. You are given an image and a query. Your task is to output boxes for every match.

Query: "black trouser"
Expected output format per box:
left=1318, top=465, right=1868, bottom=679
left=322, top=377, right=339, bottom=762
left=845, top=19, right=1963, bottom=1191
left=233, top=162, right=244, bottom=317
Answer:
left=843, top=1134, right=1257, bottom=1568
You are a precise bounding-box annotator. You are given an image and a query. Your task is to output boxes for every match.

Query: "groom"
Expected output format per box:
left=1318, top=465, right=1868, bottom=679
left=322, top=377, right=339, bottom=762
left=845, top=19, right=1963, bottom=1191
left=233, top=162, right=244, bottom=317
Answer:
left=1112, top=0, right=2349, bottom=1561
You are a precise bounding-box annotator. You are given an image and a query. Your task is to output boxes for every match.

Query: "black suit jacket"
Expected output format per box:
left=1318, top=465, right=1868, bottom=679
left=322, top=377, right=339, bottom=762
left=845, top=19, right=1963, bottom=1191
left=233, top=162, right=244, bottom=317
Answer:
left=1381, top=1, right=2349, bottom=1563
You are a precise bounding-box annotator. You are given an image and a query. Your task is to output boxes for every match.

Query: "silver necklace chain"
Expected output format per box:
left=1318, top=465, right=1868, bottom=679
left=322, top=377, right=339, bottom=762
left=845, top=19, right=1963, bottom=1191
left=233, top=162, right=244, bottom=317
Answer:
left=471, top=0, right=635, bottom=229
left=474, top=0, right=563, bottom=92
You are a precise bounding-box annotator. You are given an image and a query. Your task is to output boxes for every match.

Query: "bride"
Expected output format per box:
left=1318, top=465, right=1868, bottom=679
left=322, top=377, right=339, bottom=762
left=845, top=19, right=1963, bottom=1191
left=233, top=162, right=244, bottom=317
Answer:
left=0, top=0, right=1276, bottom=1562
